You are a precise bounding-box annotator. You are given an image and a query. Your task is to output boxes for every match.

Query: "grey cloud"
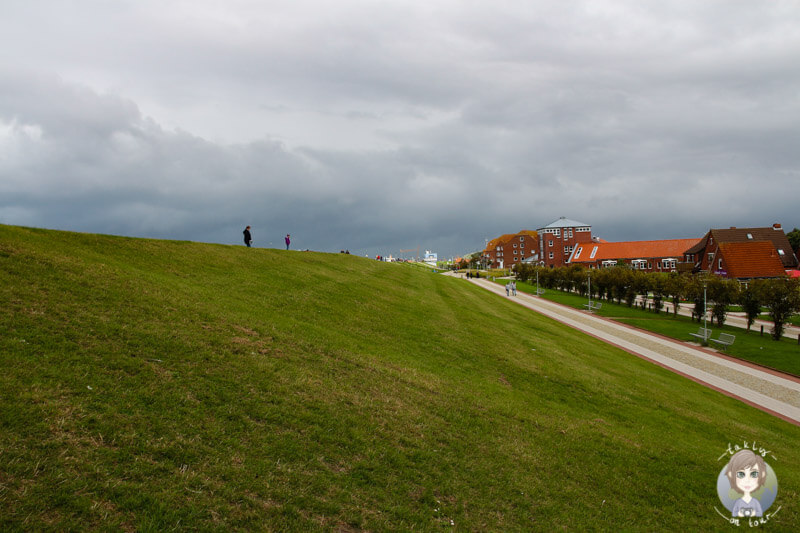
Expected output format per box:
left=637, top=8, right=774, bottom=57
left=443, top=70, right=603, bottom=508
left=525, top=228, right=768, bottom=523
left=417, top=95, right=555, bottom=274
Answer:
left=2, top=2, right=800, bottom=258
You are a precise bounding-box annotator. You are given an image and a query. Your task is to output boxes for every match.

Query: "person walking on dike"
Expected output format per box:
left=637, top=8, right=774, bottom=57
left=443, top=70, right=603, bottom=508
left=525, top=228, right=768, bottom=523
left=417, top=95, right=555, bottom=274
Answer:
left=512, top=281, right=517, bottom=296
left=243, top=226, right=252, bottom=247
left=505, top=282, right=510, bottom=296
left=285, top=234, right=291, bottom=250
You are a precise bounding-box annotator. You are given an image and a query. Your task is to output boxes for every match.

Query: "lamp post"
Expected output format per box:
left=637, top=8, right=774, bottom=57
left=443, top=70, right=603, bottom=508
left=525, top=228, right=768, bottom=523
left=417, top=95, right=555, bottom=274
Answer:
left=703, top=279, right=708, bottom=343
left=588, top=272, right=592, bottom=310
left=536, top=260, right=545, bottom=296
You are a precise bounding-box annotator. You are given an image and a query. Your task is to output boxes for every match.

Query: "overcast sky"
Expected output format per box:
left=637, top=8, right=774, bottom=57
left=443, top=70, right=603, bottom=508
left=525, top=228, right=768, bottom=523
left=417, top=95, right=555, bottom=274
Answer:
left=2, top=1, right=799, bottom=258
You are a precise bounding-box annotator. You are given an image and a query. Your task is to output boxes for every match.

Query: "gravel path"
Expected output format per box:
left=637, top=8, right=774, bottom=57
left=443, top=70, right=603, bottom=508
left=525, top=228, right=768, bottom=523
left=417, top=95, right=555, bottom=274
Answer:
left=468, top=277, right=800, bottom=426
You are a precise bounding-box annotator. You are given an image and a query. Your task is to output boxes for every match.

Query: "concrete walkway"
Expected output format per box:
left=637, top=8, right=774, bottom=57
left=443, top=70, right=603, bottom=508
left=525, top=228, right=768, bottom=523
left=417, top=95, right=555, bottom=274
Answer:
left=467, top=277, right=800, bottom=426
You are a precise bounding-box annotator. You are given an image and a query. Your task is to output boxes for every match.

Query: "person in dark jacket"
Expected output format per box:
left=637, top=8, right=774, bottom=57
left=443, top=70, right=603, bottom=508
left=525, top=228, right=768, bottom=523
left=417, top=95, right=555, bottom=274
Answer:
left=243, top=226, right=252, bottom=247
left=285, top=234, right=291, bottom=250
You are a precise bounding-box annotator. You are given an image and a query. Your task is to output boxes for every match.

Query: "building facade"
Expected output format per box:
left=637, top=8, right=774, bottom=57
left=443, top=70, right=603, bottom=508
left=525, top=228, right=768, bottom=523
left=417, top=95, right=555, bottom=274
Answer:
left=537, top=217, right=594, bottom=268
left=684, top=224, right=798, bottom=273
left=482, top=230, right=539, bottom=269
left=568, top=238, right=700, bottom=273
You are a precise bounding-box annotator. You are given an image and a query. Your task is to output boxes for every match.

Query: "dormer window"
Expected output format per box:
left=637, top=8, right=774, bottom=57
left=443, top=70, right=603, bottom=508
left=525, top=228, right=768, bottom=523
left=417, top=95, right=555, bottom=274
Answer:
left=778, top=249, right=785, bottom=255
left=747, top=233, right=753, bottom=239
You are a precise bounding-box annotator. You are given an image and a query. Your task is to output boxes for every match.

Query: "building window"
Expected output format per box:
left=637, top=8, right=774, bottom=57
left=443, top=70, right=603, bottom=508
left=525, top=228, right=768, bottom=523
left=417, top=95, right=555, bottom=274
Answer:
left=549, top=240, right=554, bottom=247
left=549, top=252, right=554, bottom=259
left=590, top=246, right=598, bottom=259
left=513, top=244, right=517, bottom=248
left=719, top=258, right=723, bottom=270
left=554, top=229, right=560, bottom=236
left=520, top=236, right=524, bottom=241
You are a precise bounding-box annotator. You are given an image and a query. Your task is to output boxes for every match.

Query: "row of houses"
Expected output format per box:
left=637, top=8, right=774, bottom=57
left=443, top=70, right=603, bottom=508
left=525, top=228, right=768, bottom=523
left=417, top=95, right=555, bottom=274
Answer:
left=481, top=218, right=799, bottom=280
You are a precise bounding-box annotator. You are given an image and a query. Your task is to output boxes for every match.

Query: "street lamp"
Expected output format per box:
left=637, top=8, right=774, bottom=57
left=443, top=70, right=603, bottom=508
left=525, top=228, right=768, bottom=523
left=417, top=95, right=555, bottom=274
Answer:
left=587, top=272, right=592, bottom=310
left=536, top=260, right=545, bottom=297
left=703, top=279, right=708, bottom=344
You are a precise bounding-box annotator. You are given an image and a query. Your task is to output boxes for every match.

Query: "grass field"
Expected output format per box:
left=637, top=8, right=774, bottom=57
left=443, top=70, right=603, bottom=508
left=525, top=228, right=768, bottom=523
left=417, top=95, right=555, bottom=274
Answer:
left=2, top=225, right=799, bottom=531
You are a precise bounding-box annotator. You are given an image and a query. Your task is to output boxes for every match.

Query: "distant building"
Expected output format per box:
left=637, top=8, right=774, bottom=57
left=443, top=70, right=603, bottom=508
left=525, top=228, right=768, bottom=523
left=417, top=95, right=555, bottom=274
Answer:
left=713, top=241, right=787, bottom=280
left=423, top=250, right=438, bottom=264
left=684, top=224, right=798, bottom=275
left=537, top=217, right=594, bottom=268
left=482, top=230, right=539, bottom=269
left=568, top=238, right=701, bottom=273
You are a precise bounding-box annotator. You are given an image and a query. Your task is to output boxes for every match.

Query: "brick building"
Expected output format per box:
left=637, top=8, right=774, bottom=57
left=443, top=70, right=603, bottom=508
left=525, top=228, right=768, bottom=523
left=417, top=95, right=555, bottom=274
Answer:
left=684, top=224, right=798, bottom=273
left=713, top=241, right=787, bottom=279
left=568, top=238, right=700, bottom=273
left=482, top=230, right=539, bottom=269
left=537, top=217, right=594, bottom=268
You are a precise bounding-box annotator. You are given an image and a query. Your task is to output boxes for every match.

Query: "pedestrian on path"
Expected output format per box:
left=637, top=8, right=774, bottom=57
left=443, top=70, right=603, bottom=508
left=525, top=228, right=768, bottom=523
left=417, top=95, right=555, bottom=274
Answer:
left=285, top=234, right=291, bottom=250
left=243, top=226, right=252, bottom=247
left=505, top=283, right=510, bottom=296
left=512, top=281, right=517, bottom=296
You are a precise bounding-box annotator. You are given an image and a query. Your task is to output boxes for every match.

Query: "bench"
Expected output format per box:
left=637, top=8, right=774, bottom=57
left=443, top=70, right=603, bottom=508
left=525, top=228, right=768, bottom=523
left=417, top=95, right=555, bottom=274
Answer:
left=710, top=333, right=736, bottom=351
left=689, top=327, right=712, bottom=342
left=583, top=302, right=602, bottom=312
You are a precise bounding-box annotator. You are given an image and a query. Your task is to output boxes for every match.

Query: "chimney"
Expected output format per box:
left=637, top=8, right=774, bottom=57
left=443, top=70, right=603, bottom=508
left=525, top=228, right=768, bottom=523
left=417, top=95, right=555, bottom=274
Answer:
left=773, top=223, right=782, bottom=230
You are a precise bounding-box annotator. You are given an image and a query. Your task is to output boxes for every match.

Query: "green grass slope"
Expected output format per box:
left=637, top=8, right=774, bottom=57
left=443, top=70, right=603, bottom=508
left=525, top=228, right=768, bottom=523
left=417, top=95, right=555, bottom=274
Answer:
left=1, top=225, right=798, bottom=531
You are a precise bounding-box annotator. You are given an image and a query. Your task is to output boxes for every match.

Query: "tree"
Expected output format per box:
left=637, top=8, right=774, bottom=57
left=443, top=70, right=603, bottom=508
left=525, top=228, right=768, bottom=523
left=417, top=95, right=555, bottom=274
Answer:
left=686, top=276, right=707, bottom=323
left=787, top=227, right=800, bottom=255
left=650, top=273, right=668, bottom=313
left=665, top=272, right=688, bottom=317
left=757, top=278, right=800, bottom=340
left=564, top=265, right=586, bottom=293
left=738, top=283, right=762, bottom=332
left=513, top=263, right=533, bottom=282
left=612, top=267, right=635, bottom=306
left=707, top=277, right=739, bottom=327
left=632, top=270, right=651, bottom=310
left=592, top=268, right=611, bottom=301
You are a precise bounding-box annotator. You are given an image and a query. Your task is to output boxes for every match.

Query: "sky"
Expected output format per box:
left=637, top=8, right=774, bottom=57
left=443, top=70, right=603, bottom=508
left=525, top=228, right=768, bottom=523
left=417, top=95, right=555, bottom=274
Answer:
left=1, top=1, right=799, bottom=259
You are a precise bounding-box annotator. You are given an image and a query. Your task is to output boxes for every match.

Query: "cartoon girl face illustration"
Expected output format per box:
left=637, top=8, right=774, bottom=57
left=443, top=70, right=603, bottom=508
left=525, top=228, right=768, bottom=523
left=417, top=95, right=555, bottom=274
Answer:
left=725, top=450, right=767, bottom=517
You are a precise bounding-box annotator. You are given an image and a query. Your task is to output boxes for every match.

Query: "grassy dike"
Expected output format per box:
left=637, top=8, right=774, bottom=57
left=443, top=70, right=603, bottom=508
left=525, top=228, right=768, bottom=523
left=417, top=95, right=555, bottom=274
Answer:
left=1, top=225, right=798, bottom=531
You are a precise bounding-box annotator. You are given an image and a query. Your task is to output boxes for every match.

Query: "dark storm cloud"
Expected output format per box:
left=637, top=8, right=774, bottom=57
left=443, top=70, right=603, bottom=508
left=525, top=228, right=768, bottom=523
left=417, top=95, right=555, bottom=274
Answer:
left=1, top=1, right=799, bottom=257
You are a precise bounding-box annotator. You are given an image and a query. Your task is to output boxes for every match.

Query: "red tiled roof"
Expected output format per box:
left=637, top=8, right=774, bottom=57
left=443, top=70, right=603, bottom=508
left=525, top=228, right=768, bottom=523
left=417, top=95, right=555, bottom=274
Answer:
left=686, top=227, right=798, bottom=268
left=717, top=241, right=787, bottom=279
left=484, top=230, right=538, bottom=253
left=571, top=238, right=701, bottom=263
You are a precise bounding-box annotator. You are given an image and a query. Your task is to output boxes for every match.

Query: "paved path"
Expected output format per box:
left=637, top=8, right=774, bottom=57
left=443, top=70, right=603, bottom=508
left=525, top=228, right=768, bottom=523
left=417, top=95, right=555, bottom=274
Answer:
left=466, top=277, right=800, bottom=426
